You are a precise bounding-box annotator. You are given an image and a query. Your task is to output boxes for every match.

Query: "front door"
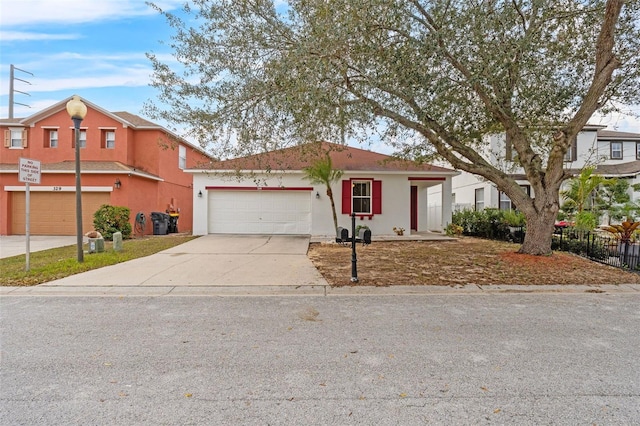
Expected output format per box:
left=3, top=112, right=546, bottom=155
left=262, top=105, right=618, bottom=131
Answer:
left=410, top=186, right=418, bottom=231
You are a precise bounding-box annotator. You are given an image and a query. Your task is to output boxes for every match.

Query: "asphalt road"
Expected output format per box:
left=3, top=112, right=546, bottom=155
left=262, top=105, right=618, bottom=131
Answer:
left=1, top=293, right=639, bottom=425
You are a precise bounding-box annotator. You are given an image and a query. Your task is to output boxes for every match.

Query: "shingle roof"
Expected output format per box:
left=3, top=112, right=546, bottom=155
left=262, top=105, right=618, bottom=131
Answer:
left=593, top=161, right=640, bottom=176
left=0, top=118, right=25, bottom=125
left=202, top=141, right=456, bottom=174
left=0, top=161, right=163, bottom=180
left=111, top=112, right=160, bottom=128
left=597, top=130, right=640, bottom=140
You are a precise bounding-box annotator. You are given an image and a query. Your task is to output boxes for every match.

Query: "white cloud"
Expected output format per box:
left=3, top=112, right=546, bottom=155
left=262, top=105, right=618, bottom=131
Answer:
left=0, top=0, right=185, bottom=27
left=591, top=104, right=640, bottom=134
left=0, top=31, right=81, bottom=41
left=0, top=69, right=154, bottom=96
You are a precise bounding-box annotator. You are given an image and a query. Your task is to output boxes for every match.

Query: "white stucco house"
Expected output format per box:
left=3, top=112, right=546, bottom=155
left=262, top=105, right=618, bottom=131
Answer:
left=428, top=126, right=640, bottom=214
left=187, top=142, right=459, bottom=236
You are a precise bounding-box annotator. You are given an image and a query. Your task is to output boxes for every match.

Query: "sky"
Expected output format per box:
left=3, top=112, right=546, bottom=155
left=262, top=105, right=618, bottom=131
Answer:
left=1, top=0, right=639, bottom=149
left=0, top=0, right=185, bottom=121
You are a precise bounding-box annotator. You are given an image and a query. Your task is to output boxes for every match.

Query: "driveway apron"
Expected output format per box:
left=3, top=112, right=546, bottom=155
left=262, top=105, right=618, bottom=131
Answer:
left=41, top=235, right=328, bottom=287
left=0, top=236, right=77, bottom=259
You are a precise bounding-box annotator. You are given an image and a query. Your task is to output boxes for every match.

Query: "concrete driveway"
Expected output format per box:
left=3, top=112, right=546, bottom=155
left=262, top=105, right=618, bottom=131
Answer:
left=41, top=234, right=328, bottom=288
left=0, top=235, right=77, bottom=259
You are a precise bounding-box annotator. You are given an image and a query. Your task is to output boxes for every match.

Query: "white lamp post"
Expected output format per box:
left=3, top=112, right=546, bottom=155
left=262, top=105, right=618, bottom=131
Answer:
left=66, top=95, right=87, bottom=262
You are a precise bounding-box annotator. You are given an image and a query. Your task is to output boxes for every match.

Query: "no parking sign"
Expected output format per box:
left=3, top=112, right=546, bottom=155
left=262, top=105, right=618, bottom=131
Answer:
left=19, top=157, right=41, bottom=184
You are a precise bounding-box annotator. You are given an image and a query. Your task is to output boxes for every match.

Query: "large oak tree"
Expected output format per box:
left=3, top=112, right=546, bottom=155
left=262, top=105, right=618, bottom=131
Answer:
left=146, top=0, right=640, bottom=254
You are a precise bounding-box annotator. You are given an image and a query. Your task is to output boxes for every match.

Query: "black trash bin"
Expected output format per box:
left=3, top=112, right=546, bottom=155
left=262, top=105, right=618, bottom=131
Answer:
left=168, top=214, right=179, bottom=233
left=151, top=212, right=169, bottom=235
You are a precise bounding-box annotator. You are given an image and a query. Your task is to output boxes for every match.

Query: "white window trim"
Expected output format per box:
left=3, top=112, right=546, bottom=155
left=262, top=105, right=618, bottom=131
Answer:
left=79, top=129, right=87, bottom=148
left=105, top=131, right=115, bottom=149
left=8, top=127, right=25, bottom=149
left=475, top=188, right=484, bottom=211
left=49, top=129, right=58, bottom=148
left=179, top=145, right=187, bottom=169
left=352, top=180, right=372, bottom=215
left=611, top=141, right=623, bottom=159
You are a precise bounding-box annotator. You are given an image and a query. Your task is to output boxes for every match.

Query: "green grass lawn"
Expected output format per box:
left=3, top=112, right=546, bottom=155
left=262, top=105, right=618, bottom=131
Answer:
left=1, top=235, right=197, bottom=286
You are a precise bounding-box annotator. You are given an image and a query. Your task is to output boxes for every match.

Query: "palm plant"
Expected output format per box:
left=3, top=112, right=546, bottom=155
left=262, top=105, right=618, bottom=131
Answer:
left=303, top=154, right=343, bottom=233
left=561, top=167, right=610, bottom=225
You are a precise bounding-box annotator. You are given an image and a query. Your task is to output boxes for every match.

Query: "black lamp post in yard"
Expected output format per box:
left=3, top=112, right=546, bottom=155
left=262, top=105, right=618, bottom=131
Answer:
left=66, top=95, right=87, bottom=262
left=351, top=213, right=358, bottom=282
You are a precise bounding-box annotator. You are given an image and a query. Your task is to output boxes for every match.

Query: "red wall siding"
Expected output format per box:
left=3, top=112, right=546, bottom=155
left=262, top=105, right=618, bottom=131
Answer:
left=0, top=99, right=211, bottom=235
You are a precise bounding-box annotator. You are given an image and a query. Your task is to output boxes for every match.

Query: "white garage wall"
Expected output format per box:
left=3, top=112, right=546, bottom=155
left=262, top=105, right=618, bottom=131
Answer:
left=191, top=170, right=446, bottom=236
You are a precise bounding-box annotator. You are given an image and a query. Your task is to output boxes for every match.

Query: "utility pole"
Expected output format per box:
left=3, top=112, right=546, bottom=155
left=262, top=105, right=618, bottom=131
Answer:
left=9, top=64, right=34, bottom=118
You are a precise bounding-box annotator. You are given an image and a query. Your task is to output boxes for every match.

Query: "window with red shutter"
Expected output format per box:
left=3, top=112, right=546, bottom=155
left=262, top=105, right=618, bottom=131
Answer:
left=342, top=178, right=382, bottom=216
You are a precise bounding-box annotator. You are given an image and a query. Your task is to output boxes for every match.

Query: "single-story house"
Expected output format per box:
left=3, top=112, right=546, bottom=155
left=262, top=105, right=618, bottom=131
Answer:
left=187, top=142, right=459, bottom=236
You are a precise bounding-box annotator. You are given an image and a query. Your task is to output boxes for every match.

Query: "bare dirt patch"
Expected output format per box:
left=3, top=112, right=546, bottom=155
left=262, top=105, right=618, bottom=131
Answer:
left=307, top=237, right=640, bottom=287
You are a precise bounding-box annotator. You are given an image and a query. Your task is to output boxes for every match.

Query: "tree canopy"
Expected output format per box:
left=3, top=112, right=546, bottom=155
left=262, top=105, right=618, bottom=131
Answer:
left=146, top=0, right=640, bottom=254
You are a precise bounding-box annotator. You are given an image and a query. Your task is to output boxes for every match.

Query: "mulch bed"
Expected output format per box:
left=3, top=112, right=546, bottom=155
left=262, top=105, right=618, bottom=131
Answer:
left=307, top=237, right=640, bottom=286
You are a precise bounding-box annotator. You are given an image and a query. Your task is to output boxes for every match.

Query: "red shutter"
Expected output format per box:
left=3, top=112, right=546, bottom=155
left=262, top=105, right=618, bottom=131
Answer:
left=341, top=180, right=351, bottom=214
left=372, top=180, right=382, bottom=214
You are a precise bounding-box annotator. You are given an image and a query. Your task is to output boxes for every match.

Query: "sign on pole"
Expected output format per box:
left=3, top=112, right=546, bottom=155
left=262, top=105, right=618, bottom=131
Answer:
left=19, top=158, right=41, bottom=184
left=19, top=158, right=41, bottom=271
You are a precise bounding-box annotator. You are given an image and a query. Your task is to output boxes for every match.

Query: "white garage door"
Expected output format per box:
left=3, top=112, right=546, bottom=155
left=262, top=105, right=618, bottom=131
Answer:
left=208, top=190, right=311, bottom=234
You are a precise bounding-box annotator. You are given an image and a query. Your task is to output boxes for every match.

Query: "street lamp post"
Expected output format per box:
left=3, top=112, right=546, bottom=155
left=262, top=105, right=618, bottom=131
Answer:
left=66, top=95, right=87, bottom=262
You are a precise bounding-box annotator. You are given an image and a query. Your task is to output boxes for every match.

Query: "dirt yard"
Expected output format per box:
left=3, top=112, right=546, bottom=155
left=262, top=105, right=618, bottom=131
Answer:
left=307, top=237, right=640, bottom=286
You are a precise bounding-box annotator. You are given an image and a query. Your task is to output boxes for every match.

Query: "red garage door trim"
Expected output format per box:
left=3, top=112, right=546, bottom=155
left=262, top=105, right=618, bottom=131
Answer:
left=205, top=186, right=313, bottom=191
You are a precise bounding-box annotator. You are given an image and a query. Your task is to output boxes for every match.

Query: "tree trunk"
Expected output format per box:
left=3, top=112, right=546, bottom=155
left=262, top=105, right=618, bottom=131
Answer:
left=519, top=205, right=559, bottom=256
left=327, top=187, right=339, bottom=233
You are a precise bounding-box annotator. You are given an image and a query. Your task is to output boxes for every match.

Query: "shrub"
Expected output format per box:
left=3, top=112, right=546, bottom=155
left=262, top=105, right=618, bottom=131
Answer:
left=452, top=208, right=510, bottom=240
left=502, top=210, right=526, bottom=227
left=551, top=232, right=609, bottom=261
left=445, top=223, right=463, bottom=236
left=93, top=204, right=132, bottom=240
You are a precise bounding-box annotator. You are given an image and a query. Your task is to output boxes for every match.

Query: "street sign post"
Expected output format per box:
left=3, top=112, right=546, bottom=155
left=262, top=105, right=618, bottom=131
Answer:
left=19, top=158, right=41, bottom=271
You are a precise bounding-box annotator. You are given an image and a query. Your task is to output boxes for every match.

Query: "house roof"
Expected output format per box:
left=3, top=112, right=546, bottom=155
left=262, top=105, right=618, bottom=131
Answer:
left=510, top=161, right=640, bottom=180
left=198, top=141, right=457, bottom=174
left=111, top=112, right=161, bottom=128
left=597, top=129, right=640, bottom=140
left=592, top=161, right=640, bottom=177
left=0, top=161, right=163, bottom=181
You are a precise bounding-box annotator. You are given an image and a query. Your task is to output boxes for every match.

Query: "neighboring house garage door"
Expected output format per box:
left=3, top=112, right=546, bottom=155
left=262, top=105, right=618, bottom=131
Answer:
left=208, top=190, right=311, bottom=234
left=11, top=192, right=110, bottom=235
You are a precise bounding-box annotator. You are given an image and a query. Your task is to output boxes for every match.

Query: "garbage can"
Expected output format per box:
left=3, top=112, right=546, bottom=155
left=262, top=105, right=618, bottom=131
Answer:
left=168, top=213, right=179, bottom=233
left=151, top=212, right=169, bottom=235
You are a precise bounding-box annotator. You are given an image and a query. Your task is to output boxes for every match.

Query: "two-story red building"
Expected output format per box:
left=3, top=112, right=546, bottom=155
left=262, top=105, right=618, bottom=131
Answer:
left=0, top=96, right=211, bottom=236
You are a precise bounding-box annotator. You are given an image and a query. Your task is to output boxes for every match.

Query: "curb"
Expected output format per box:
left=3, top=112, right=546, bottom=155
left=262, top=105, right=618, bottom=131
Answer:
left=1, top=284, right=639, bottom=297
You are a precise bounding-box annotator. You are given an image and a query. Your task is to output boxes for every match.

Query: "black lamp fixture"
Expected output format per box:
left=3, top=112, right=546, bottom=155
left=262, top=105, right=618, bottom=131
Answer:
left=114, top=178, right=121, bottom=189
left=66, top=95, right=87, bottom=263
left=198, top=190, right=203, bottom=198
left=316, top=191, right=320, bottom=199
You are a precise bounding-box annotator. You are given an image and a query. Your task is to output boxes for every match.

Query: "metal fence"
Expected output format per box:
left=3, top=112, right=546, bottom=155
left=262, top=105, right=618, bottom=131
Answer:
left=552, top=228, right=640, bottom=272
